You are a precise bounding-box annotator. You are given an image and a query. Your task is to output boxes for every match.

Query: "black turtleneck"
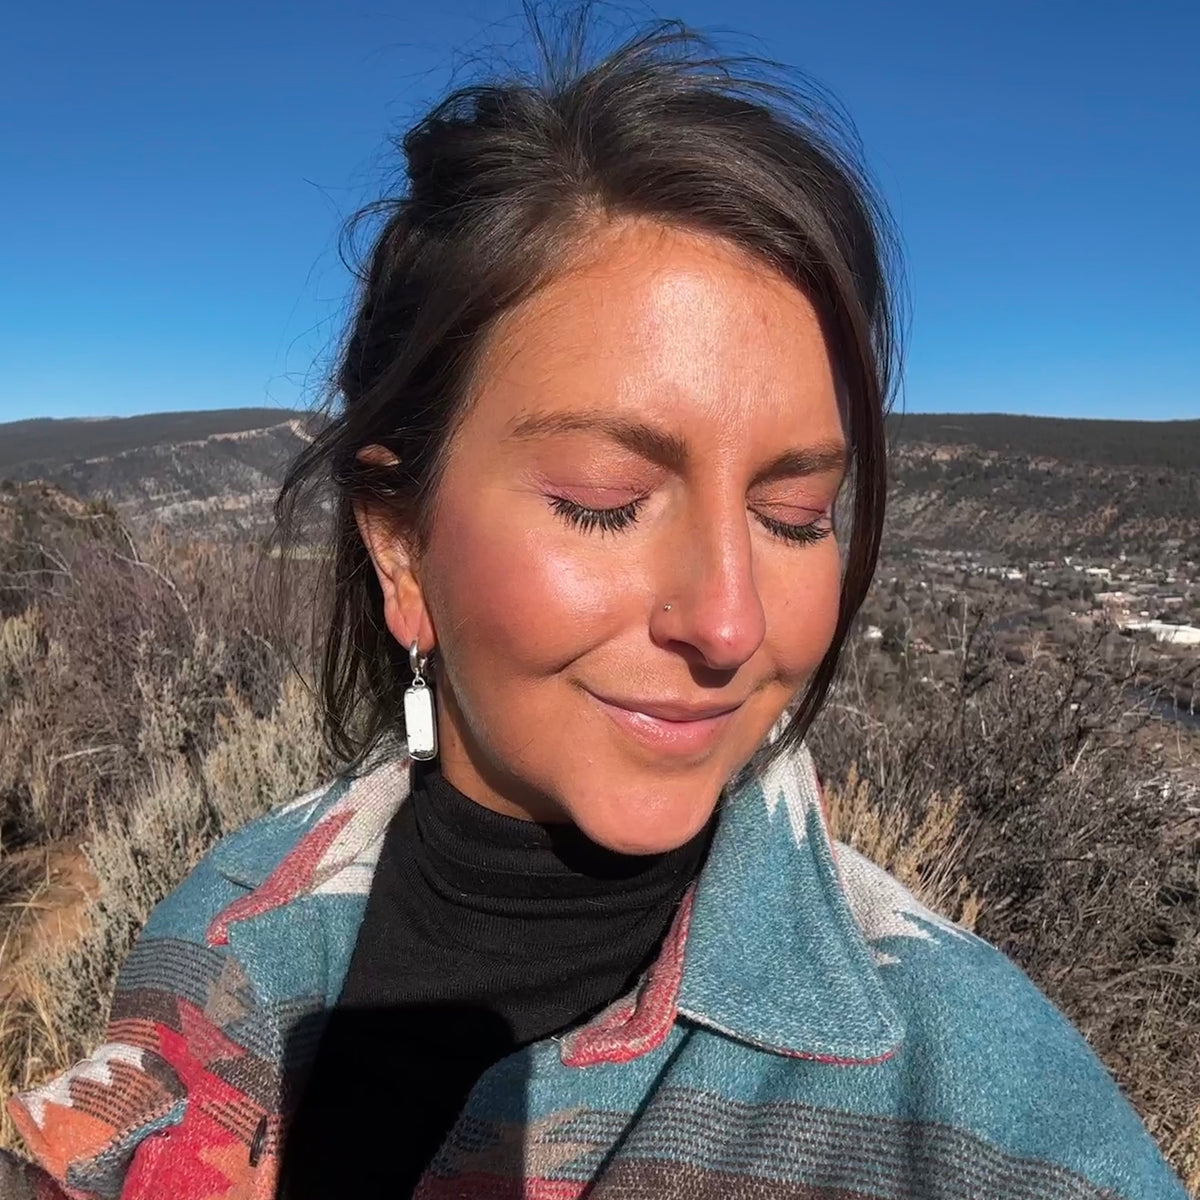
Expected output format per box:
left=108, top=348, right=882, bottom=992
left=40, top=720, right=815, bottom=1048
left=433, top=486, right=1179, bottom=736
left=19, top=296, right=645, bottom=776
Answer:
left=281, top=765, right=712, bottom=1199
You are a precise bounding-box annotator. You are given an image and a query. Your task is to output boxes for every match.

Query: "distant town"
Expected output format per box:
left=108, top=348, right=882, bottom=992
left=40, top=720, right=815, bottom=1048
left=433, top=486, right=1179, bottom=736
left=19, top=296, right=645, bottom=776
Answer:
left=859, top=544, right=1199, bottom=725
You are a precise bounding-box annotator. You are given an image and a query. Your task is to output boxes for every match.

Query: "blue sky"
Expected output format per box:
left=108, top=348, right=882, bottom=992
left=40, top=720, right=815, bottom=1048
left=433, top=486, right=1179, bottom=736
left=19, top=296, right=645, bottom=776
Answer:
left=2, top=0, right=1197, bottom=423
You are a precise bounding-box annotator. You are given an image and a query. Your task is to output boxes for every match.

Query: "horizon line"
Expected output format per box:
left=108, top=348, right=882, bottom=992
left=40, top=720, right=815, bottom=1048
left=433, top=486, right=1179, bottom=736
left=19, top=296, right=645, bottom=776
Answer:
left=1, top=405, right=1197, bottom=430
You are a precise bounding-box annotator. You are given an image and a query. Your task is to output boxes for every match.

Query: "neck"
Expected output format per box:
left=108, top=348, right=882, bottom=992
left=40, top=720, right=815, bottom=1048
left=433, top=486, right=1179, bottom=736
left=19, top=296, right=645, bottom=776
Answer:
left=412, top=763, right=715, bottom=900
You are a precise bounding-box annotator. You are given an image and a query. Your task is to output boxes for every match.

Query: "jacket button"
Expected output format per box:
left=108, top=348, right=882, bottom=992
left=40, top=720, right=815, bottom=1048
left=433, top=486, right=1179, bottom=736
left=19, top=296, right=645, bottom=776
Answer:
left=249, top=1115, right=269, bottom=1167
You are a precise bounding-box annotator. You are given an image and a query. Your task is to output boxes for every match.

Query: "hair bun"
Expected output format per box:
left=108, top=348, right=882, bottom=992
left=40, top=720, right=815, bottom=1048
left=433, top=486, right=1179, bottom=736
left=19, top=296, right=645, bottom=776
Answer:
left=403, top=88, right=543, bottom=215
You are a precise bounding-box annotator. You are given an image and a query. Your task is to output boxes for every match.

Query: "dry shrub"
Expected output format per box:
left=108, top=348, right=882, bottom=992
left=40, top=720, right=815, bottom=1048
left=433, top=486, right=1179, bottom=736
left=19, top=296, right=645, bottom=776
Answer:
left=811, top=616, right=1200, bottom=1187
left=825, top=763, right=979, bottom=930
left=1177, top=1111, right=1200, bottom=1197
left=0, top=675, right=325, bottom=1151
left=0, top=484, right=309, bottom=851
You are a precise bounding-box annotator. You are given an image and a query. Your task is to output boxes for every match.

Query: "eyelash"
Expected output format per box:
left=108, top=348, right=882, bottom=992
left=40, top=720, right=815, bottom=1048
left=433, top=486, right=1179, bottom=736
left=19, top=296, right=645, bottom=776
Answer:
left=753, top=511, right=834, bottom=546
left=549, top=497, right=832, bottom=546
left=550, top=495, right=646, bottom=534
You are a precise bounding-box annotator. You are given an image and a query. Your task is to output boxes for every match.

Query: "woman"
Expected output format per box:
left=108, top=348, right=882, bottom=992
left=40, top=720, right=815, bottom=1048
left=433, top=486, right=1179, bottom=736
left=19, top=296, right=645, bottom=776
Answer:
left=2, top=22, right=1186, bottom=1200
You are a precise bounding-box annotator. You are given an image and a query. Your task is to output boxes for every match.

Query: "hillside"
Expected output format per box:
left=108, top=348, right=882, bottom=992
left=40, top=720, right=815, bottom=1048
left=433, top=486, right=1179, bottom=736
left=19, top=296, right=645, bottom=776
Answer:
left=884, top=412, right=1199, bottom=559
left=0, top=409, right=311, bottom=534
left=887, top=412, right=1200, bottom=470
left=0, top=407, right=1197, bottom=1188
left=0, top=408, right=307, bottom=473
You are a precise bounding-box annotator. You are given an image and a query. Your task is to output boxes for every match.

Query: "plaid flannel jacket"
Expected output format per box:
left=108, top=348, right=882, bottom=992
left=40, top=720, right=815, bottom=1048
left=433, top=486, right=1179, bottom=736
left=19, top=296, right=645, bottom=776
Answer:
left=6, top=744, right=1187, bottom=1199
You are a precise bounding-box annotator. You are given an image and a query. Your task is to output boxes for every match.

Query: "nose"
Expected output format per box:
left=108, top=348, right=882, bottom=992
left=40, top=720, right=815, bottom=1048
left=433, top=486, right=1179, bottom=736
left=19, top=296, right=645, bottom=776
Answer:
left=650, top=500, right=767, bottom=673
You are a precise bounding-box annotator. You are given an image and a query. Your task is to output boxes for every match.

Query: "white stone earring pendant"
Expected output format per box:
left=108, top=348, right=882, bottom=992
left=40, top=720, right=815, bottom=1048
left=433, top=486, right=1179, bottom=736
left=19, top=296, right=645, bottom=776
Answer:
left=404, top=640, right=438, bottom=761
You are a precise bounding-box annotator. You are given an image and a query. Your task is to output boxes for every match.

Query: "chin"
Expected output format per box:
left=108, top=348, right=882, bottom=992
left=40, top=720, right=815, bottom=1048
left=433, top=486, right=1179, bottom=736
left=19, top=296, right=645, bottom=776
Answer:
left=565, top=776, right=722, bottom=856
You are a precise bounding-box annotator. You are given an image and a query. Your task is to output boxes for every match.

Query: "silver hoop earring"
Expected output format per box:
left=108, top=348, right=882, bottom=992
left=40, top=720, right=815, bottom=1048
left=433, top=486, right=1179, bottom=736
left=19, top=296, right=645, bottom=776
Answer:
left=404, top=640, right=438, bottom=761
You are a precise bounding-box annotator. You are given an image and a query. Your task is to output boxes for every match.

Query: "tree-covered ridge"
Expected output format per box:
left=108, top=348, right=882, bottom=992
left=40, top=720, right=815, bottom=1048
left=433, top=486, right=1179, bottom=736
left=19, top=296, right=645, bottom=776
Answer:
left=887, top=411, right=1200, bottom=470
left=0, top=408, right=306, bottom=473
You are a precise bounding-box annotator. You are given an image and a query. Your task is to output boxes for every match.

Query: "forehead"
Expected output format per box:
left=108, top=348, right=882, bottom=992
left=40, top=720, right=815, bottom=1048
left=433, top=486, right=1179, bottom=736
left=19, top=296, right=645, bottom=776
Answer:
left=467, top=218, right=841, bottom=444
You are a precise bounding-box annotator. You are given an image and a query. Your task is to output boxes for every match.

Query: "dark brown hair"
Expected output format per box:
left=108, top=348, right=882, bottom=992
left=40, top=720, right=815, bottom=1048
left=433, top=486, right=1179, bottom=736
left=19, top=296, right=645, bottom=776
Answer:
left=276, top=19, right=902, bottom=767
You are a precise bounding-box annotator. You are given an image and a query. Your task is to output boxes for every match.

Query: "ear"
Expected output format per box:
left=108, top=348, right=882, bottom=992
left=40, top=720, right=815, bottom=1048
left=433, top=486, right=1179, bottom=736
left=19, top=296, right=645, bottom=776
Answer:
left=353, top=445, right=436, bottom=658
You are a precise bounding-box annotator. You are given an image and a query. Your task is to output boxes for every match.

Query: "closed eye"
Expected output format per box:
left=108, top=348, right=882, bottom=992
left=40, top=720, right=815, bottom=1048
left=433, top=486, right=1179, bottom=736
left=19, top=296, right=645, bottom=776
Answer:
left=753, top=510, right=833, bottom=545
left=550, top=494, right=831, bottom=546
left=549, top=495, right=645, bottom=534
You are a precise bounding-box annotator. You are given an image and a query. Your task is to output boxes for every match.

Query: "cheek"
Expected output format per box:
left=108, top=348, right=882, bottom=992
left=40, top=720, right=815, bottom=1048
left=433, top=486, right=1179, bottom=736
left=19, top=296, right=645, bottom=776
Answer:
left=422, top=492, right=629, bottom=673
left=762, top=540, right=843, bottom=682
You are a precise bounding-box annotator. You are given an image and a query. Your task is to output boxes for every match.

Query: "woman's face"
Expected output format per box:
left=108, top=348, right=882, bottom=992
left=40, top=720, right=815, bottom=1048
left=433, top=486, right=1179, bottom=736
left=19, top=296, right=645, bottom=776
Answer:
left=377, top=219, right=846, bottom=853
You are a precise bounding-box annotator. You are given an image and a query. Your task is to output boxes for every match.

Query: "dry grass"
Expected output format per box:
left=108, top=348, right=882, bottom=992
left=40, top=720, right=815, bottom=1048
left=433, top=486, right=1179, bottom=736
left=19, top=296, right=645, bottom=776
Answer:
left=824, top=763, right=980, bottom=932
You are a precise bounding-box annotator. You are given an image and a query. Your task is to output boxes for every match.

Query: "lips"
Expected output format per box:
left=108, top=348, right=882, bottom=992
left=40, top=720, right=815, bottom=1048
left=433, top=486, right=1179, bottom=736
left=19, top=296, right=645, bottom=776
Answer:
left=597, top=697, right=743, bottom=722
left=587, top=691, right=744, bottom=756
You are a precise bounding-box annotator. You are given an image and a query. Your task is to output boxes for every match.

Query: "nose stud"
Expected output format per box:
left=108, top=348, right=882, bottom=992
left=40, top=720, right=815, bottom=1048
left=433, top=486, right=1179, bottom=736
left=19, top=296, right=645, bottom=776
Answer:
left=662, top=603, right=673, bottom=612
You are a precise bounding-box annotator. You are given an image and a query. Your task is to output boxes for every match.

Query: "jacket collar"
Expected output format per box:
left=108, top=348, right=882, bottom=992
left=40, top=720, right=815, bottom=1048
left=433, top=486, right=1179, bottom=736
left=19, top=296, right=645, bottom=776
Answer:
left=206, top=760, right=407, bottom=935
left=675, top=744, right=902, bottom=1063
left=208, top=743, right=902, bottom=1065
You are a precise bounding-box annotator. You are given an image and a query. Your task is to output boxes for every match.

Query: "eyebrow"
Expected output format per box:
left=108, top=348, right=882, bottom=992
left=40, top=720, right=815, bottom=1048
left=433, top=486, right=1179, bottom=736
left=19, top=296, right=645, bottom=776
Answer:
left=505, top=408, right=847, bottom=485
left=505, top=410, right=689, bottom=473
left=749, top=442, right=848, bottom=487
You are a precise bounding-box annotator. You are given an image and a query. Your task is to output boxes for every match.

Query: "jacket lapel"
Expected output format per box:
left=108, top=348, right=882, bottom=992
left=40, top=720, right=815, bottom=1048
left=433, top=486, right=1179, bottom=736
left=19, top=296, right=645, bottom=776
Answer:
left=676, top=744, right=903, bottom=1062
left=559, top=744, right=904, bottom=1068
